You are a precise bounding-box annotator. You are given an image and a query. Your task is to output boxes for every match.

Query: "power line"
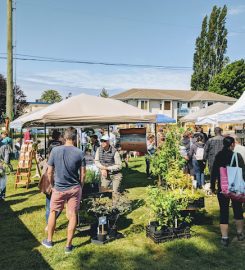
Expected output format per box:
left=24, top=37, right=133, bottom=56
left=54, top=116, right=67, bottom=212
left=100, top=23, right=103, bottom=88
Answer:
left=0, top=54, right=192, bottom=70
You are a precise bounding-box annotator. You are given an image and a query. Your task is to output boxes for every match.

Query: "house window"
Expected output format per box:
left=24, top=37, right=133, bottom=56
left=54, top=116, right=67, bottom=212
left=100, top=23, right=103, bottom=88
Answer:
left=208, top=102, right=213, bottom=106
left=160, top=103, right=162, bottom=110
left=164, top=101, right=171, bottom=110
left=187, top=102, right=191, bottom=108
left=140, top=100, right=148, bottom=110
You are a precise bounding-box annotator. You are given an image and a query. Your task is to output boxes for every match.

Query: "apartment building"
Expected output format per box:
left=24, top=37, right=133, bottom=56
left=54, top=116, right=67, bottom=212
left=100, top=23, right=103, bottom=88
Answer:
left=112, top=88, right=236, bottom=120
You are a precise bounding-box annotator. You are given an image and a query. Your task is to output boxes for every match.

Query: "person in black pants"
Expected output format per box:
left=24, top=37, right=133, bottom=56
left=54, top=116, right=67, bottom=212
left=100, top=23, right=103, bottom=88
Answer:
left=211, top=136, right=245, bottom=246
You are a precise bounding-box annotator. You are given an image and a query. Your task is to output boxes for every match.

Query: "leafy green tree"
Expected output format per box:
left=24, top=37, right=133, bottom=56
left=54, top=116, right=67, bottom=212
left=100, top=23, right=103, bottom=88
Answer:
left=191, top=5, right=228, bottom=90
left=209, top=59, right=245, bottom=98
left=0, top=74, right=28, bottom=119
left=151, top=126, right=185, bottom=185
left=100, top=88, right=109, bottom=98
left=41, top=89, right=63, bottom=103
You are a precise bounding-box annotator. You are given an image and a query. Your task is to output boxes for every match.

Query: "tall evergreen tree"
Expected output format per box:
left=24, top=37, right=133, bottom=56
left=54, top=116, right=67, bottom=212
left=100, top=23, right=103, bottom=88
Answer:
left=191, top=16, right=209, bottom=90
left=191, top=5, right=228, bottom=91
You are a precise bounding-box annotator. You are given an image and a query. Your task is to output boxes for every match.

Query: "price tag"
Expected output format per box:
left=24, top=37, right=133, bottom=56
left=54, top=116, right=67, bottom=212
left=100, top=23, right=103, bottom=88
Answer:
left=99, top=216, right=107, bottom=225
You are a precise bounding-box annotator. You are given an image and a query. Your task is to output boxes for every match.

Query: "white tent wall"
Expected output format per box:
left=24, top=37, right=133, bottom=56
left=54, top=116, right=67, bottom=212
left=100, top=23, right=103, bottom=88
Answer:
left=196, top=92, right=245, bottom=125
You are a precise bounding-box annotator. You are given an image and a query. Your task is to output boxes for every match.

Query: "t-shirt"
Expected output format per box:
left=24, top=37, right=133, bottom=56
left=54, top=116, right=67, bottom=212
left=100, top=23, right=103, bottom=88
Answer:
left=48, top=145, right=86, bottom=191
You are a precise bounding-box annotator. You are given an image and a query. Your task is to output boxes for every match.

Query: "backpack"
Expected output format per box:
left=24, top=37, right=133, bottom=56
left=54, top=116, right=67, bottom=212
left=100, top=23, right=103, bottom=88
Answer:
left=195, top=147, right=204, bottom=160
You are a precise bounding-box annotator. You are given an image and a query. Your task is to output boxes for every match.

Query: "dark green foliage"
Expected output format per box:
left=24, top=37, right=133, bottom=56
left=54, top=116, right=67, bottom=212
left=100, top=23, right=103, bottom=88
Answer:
left=41, top=89, right=63, bottom=103
left=151, top=126, right=185, bottom=182
left=209, top=59, right=245, bottom=98
left=191, top=5, right=228, bottom=91
left=100, top=88, right=109, bottom=98
left=0, top=74, right=28, bottom=119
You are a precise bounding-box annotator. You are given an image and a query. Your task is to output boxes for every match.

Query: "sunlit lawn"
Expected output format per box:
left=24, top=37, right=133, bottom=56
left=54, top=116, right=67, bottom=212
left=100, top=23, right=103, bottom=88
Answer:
left=0, top=158, right=245, bottom=270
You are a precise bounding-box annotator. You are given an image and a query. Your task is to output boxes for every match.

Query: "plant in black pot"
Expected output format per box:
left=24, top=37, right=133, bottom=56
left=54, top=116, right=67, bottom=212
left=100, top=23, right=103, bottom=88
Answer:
left=146, top=186, right=192, bottom=243
left=82, top=168, right=100, bottom=197
left=88, top=194, right=131, bottom=243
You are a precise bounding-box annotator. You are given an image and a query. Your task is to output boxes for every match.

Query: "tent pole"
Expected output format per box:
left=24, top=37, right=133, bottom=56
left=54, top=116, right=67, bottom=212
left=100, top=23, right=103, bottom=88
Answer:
left=44, top=124, right=47, bottom=158
left=155, top=123, right=157, bottom=147
left=20, top=128, right=23, bottom=145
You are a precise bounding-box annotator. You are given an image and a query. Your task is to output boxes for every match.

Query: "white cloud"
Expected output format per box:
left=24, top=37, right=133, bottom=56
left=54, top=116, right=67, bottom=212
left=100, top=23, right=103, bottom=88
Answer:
left=229, top=5, right=245, bottom=16
left=19, top=68, right=192, bottom=100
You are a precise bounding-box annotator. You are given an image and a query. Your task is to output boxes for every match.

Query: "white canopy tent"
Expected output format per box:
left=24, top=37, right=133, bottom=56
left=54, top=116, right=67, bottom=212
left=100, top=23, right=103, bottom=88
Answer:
left=196, top=92, right=245, bottom=125
left=180, top=102, right=230, bottom=123
left=10, top=93, right=161, bottom=129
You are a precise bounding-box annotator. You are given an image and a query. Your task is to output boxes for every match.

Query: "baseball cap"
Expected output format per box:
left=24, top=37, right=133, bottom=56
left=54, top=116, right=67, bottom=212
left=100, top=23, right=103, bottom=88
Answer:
left=100, top=135, right=110, bottom=141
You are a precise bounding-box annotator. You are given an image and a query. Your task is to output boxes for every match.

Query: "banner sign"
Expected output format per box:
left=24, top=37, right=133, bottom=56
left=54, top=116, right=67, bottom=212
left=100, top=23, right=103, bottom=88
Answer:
left=119, top=128, right=147, bottom=153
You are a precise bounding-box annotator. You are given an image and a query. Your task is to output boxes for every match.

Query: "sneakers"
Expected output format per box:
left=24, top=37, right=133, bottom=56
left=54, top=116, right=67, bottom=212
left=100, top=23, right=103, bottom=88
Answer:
left=42, top=239, right=53, bottom=249
left=237, top=233, right=245, bottom=241
left=65, top=245, right=74, bottom=254
left=221, top=238, right=229, bottom=247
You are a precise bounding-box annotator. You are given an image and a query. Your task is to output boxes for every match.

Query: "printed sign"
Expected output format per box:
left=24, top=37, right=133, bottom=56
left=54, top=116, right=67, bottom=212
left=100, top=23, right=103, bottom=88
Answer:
left=99, top=216, right=107, bottom=225
left=120, top=128, right=147, bottom=153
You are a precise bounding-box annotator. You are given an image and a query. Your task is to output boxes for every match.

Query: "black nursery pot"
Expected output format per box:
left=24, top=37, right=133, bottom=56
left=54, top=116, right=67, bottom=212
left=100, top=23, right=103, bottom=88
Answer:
left=148, top=221, right=159, bottom=233
left=108, top=225, right=118, bottom=238
left=82, top=183, right=99, bottom=196
left=97, top=232, right=107, bottom=242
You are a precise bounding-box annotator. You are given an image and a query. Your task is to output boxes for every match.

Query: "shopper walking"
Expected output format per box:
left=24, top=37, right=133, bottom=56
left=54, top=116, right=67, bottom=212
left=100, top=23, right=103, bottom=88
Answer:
left=211, top=136, right=245, bottom=246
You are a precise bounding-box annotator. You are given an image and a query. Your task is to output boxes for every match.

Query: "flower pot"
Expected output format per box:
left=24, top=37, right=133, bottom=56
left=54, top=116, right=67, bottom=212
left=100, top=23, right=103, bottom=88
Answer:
left=108, top=225, right=118, bottom=238
left=97, top=232, right=107, bottom=242
left=187, top=197, right=205, bottom=209
left=148, top=221, right=159, bottom=233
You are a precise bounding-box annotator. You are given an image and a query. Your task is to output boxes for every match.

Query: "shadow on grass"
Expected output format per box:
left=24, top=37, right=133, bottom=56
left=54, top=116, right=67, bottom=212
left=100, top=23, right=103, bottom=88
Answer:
left=6, top=189, right=40, bottom=198
left=0, top=200, right=52, bottom=270
left=75, top=235, right=245, bottom=270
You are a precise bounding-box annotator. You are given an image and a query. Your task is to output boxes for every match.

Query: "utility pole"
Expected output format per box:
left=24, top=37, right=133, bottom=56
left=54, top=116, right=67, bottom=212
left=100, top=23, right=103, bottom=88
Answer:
left=6, top=0, right=13, bottom=122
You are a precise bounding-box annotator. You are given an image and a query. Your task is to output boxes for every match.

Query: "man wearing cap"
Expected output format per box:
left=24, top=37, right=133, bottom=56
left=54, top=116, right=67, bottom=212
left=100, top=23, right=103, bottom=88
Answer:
left=95, top=135, right=122, bottom=198
left=204, top=127, right=224, bottom=178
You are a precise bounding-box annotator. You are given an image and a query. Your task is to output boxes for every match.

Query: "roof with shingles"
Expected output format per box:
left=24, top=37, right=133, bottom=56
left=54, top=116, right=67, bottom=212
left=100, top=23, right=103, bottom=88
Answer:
left=111, top=88, right=237, bottom=102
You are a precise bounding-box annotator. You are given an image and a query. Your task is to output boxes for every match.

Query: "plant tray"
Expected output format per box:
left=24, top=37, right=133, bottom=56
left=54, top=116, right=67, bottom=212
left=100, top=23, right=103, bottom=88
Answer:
left=146, top=224, right=191, bottom=244
left=186, top=197, right=205, bottom=210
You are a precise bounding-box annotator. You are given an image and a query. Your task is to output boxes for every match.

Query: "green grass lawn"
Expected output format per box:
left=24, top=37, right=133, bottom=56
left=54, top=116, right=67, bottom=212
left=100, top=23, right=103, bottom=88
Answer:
left=1, top=158, right=245, bottom=270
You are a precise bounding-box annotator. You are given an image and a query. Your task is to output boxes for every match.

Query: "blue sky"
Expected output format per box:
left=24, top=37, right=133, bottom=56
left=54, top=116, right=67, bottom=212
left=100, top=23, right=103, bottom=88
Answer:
left=0, top=0, right=244, bottom=101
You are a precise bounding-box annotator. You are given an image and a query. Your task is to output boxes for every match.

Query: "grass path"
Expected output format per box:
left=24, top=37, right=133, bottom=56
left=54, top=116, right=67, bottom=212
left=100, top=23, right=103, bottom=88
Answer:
left=0, top=158, right=245, bottom=270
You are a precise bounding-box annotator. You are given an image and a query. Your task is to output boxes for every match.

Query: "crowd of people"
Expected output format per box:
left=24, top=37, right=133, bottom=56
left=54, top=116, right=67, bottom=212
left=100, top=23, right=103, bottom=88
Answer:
left=1, top=124, right=245, bottom=250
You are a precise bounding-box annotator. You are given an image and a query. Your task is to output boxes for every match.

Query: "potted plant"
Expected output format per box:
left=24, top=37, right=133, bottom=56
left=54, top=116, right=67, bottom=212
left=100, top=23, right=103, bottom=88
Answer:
left=82, top=168, right=100, bottom=196
left=88, top=194, right=131, bottom=243
left=165, top=163, right=205, bottom=210
left=146, top=186, right=191, bottom=243
left=151, top=126, right=185, bottom=186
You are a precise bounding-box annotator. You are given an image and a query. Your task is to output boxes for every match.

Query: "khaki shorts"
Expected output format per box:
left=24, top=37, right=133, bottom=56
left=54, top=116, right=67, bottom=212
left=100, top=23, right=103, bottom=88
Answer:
left=50, top=185, right=82, bottom=214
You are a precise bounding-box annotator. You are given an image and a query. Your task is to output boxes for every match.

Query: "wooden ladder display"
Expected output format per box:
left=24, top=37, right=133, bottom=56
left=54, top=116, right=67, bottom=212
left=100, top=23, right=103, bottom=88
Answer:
left=15, top=142, right=40, bottom=189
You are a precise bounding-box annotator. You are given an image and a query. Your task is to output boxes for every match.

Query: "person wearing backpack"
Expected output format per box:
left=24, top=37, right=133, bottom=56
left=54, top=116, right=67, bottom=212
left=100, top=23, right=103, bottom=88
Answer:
left=188, top=135, right=205, bottom=189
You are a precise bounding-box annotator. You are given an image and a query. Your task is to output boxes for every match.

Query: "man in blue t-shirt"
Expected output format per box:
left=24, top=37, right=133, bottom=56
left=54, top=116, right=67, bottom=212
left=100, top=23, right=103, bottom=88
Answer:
left=42, top=127, right=86, bottom=253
